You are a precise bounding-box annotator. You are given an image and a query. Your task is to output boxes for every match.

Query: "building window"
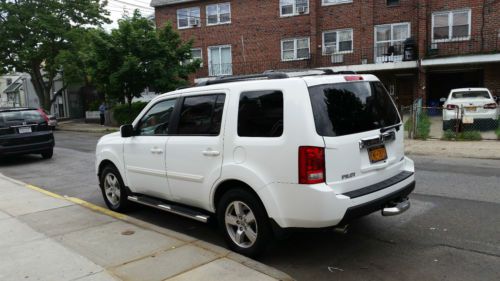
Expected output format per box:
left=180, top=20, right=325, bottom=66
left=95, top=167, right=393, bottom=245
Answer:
left=280, top=0, right=309, bottom=17
left=323, top=29, right=353, bottom=54
left=281, top=38, right=310, bottom=61
left=177, top=7, right=200, bottom=29
left=322, top=0, right=353, bottom=6
left=374, top=22, right=410, bottom=63
left=386, top=0, right=399, bottom=6
left=182, top=48, right=203, bottom=67
left=432, top=10, right=471, bottom=42
left=206, top=3, right=231, bottom=26
left=208, top=45, right=232, bottom=76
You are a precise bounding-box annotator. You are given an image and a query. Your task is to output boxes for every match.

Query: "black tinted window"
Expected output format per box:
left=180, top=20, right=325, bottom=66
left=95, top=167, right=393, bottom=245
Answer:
left=0, top=110, right=45, bottom=127
left=137, top=99, right=177, bottom=136
left=177, top=94, right=225, bottom=135
left=308, top=81, right=400, bottom=137
left=238, top=91, right=283, bottom=137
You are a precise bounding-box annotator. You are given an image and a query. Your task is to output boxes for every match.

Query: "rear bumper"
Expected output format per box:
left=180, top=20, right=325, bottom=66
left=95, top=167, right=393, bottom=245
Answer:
left=0, top=134, right=54, bottom=156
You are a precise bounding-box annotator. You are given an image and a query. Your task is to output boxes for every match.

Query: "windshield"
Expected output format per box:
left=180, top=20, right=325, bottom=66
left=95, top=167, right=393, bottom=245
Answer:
left=451, top=91, right=491, bottom=99
left=0, top=110, right=45, bottom=127
left=308, top=81, right=401, bottom=137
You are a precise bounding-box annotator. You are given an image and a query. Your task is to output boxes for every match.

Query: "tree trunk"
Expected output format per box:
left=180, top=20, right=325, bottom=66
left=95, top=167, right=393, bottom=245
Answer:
left=29, top=64, right=53, bottom=110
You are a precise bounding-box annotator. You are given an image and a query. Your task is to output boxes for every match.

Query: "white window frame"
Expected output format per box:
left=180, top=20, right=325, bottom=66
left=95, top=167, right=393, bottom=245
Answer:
left=206, top=3, right=231, bottom=26
left=281, top=37, right=310, bottom=61
left=374, top=22, right=411, bottom=63
left=182, top=48, right=203, bottom=67
left=431, top=9, right=471, bottom=43
left=322, top=28, right=354, bottom=55
left=322, top=0, right=353, bottom=6
left=208, top=45, right=232, bottom=76
left=280, top=0, right=310, bottom=17
left=176, top=7, right=200, bottom=29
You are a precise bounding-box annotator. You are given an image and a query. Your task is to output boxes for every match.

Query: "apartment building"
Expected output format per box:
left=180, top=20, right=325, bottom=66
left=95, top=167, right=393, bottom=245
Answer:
left=151, top=0, right=500, bottom=106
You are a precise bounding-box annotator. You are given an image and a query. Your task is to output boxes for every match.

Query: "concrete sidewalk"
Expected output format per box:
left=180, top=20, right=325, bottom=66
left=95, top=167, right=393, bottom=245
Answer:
left=0, top=174, right=292, bottom=281
left=58, top=119, right=119, bottom=133
left=405, top=139, right=500, bottom=159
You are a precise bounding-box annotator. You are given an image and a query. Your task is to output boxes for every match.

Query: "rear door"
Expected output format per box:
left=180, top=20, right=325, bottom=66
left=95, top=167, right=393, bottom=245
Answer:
left=308, top=80, right=405, bottom=194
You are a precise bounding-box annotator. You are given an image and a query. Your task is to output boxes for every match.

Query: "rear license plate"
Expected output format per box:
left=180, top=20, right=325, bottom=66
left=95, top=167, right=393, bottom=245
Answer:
left=465, top=106, right=477, bottom=112
left=462, top=117, right=474, bottom=124
left=368, top=146, right=387, bottom=163
left=18, top=126, right=32, bottom=134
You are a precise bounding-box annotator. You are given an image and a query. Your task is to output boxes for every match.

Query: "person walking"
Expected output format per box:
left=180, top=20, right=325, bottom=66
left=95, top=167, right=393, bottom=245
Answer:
left=99, top=102, right=106, bottom=126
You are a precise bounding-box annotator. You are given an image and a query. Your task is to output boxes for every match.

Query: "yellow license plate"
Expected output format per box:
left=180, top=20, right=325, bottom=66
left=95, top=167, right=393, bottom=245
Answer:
left=465, top=106, right=477, bottom=112
left=368, top=146, right=387, bottom=163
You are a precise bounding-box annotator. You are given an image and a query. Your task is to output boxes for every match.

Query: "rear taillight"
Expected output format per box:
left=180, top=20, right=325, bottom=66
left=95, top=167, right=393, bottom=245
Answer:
left=344, top=75, right=363, bottom=81
left=299, top=146, right=325, bottom=184
left=484, top=103, right=497, bottom=109
left=446, top=104, right=458, bottom=110
left=37, top=108, right=50, bottom=123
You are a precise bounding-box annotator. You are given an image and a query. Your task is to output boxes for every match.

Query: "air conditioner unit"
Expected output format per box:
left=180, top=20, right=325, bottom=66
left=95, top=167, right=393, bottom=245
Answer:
left=431, top=43, right=438, bottom=50
left=331, top=54, right=344, bottom=64
left=189, top=18, right=199, bottom=27
left=297, top=6, right=308, bottom=14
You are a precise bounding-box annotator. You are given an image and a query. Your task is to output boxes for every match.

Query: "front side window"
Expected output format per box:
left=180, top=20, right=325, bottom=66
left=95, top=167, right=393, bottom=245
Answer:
left=137, top=99, right=177, bottom=136
left=280, top=0, right=309, bottom=16
left=374, top=22, right=410, bottom=63
left=206, top=3, right=231, bottom=25
left=177, top=94, right=226, bottom=135
left=177, top=7, right=200, bottom=29
left=281, top=37, right=310, bottom=61
left=323, top=29, right=353, bottom=54
left=208, top=45, right=232, bottom=76
left=322, top=0, right=353, bottom=6
left=238, top=91, right=284, bottom=137
left=432, top=10, right=471, bottom=42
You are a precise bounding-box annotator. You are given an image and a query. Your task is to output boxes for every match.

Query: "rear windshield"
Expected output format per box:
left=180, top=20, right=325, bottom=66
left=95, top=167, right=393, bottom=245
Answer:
left=0, top=110, right=45, bottom=127
left=308, top=81, right=400, bottom=137
left=451, top=91, right=490, bottom=99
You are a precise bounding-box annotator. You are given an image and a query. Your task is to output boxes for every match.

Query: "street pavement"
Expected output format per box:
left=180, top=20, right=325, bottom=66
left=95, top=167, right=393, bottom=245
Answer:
left=1, top=131, right=499, bottom=280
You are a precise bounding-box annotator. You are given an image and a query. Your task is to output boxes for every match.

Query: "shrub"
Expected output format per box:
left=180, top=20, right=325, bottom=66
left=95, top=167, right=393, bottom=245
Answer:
left=113, top=102, right=148, bottom=125
left=87, top=100, right=101, bottom=111
left=415, top=111, right=431, bottom=140
left=442, top=129, right=455, bottom=140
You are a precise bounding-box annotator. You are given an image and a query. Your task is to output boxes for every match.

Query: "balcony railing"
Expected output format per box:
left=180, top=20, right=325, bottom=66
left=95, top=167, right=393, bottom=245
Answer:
left=425, top=34, right=500, bottom=58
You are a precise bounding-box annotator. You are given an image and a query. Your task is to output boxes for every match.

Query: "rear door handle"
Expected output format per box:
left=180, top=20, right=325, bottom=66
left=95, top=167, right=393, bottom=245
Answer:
left=150, top=148, right=163, bottom=154
left=202, top=150, right=220, bottom=157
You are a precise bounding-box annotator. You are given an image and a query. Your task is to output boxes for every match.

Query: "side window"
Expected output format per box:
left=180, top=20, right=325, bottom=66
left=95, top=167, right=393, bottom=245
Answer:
left=137, top=99, right=177, bottom=136
left=177, top=94, right=226, bottom=135
left=238, top=90, right=284, bottom=137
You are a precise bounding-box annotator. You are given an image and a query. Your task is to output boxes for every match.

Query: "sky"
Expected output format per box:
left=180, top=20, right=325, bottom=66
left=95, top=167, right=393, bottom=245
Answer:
left=103, top=0, right=154, bottom=30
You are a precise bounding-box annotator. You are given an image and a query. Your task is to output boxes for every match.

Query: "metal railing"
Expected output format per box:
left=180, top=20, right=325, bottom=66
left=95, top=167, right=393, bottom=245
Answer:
left=425, top=33, right=500, bottom=58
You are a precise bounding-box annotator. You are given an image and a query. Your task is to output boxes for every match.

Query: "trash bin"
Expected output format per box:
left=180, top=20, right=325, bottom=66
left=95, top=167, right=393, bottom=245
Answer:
left=403, top=38, right=417, bottom=61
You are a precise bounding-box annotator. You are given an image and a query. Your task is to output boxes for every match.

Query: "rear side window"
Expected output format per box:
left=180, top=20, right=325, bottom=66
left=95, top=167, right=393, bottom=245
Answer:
left=308, top=81, right=400, bottom=137
left=238, top=90, right=283, bottom=137
left=177, top=94, right=225, bottom=135
left=451, top=91, right=490, bottom=99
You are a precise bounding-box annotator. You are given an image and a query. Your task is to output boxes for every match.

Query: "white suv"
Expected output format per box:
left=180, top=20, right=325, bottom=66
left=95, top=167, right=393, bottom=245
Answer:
left=96, top=71, right=415, bottom=256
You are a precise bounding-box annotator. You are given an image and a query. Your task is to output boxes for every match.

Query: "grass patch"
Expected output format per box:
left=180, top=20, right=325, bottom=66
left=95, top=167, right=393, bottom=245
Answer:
left=415, top=112, right=431, bottom=140
left=442, top=129, right=482, bottom=141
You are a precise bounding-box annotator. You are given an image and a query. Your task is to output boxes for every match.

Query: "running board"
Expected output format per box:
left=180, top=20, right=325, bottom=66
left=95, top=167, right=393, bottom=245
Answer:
left=127, top=195, right=209, bottom=223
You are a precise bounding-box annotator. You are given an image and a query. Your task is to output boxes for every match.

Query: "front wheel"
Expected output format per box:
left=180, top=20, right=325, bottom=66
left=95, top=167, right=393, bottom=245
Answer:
left=217, top=189, right=272, bottom=257
left=99, top=166, right=131, bottom=212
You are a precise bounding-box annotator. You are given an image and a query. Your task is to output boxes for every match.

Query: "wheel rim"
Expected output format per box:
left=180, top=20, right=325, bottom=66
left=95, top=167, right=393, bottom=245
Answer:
left=104, top=173, right=121, bottom=206
left=224, top=201, right=258, bottom=249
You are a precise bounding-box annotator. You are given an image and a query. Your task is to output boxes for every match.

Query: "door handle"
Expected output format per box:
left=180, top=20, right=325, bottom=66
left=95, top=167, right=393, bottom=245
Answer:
left=150, top=148, right=163, bottom=154
left=202, top=150, right=220, bottom=157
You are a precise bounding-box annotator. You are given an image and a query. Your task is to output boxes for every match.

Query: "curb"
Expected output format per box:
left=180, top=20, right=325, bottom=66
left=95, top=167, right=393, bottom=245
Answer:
left=0, top=174, right=294, bottom=281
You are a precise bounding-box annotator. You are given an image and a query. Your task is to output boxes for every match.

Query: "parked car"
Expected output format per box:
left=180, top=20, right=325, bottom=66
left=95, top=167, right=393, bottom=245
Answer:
left=441, top=88, right=499, bottom=131
left=40, top=109, right=58, bottom=129
left=0, top=107, right=55, bottom=159
left=95, top=71, right=415, bottom=256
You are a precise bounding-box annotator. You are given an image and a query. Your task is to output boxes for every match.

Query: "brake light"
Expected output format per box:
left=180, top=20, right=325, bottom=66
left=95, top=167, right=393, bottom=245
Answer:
left=446, top=104, right=458, bottom=110
left=484, top=103, right=497, bottom=109
left=299, top=146, right=325, bottom=184
left=37, top=108, right=50, bottom=123
left=344, top=75, right=363, bottom=81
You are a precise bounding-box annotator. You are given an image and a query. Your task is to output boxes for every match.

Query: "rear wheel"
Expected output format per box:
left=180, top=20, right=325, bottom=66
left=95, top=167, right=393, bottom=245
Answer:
left=41, top=149, right=53, bottom=159
left=99, top=165, right=131, bottom=212
left=217, top=189, right=272, bottom=257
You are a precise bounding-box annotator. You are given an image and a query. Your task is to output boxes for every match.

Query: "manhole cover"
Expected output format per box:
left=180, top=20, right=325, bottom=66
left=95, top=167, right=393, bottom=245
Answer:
left=121, top=230, right=135, bottom=236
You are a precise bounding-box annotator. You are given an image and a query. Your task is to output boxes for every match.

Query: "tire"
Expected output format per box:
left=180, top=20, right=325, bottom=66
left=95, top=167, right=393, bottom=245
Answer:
left=99, top=165, right=131, bottom=212
left=41, top=149, right=53, bottom=159
left=217, top=189, right=272, bottom=257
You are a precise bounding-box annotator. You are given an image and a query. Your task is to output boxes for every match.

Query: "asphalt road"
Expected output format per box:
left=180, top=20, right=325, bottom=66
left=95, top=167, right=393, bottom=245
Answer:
left=1, top=131, right=499, bottom=281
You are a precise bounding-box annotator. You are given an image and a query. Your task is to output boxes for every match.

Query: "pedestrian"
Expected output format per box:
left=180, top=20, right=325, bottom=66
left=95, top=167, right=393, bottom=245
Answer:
left=99, top=102, right=106, bottom=126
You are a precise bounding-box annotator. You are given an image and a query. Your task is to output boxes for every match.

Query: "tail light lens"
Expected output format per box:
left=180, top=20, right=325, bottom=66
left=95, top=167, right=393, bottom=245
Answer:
left=299, top=146, right=325, bottom=184
left=37, top=108, right=50, bottom=123
left=484, top=103, right=497, bottom=109
left=446, top=104, right=458, bottom=110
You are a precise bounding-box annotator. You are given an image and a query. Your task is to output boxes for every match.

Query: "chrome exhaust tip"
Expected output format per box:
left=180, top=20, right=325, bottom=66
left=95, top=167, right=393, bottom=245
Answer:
left=382, top=197, right=410, bottom=216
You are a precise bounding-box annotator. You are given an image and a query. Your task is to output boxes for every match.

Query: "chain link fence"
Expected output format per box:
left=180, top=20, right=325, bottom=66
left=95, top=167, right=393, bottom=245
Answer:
left=401, top=101, right=500, bottom=141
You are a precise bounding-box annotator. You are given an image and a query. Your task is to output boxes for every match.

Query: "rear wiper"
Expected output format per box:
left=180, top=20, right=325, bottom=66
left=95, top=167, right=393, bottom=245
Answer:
left=380, top=123, right=401, bottom=133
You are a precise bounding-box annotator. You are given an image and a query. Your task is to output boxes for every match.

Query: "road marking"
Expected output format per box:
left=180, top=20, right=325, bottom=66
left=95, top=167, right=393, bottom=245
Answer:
left=26, top=184, right=65, bottom=199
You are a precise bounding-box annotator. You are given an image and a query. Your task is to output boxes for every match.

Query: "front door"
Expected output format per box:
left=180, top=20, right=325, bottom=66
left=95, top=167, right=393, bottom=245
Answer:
left=166, top=93, right=226, bottom=208
left=123, top=98, right=178, bottom=199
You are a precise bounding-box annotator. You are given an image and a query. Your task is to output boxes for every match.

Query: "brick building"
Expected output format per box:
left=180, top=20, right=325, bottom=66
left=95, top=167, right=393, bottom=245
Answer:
left=151, top=0, right=500, bottom=106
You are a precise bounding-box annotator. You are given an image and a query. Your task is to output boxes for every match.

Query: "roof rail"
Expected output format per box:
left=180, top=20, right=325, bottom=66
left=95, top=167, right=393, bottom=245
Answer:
left=196, top=72, right=289, bottom=86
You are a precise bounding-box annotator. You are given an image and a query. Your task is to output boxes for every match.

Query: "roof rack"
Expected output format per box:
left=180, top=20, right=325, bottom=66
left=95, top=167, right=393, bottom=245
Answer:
left=196, top=72, right=289, bottom=86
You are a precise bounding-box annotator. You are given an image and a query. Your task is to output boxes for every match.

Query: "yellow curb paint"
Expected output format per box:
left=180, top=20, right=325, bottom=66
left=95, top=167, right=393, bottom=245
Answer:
left=25, top=184, right=127, bottom=220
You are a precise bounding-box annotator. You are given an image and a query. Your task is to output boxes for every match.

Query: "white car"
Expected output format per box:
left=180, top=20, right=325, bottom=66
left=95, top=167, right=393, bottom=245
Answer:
left=95, top=71, right=415, bottom=256
left=441, top=88, right=499, bottom=131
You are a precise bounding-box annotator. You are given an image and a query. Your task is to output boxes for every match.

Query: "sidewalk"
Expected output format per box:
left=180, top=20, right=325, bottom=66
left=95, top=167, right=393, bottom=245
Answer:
left=58, top=119, right=119, bottom=133
left=0, top=174, right=292, bottom=281
left=405, top=139, right=500, bottom=159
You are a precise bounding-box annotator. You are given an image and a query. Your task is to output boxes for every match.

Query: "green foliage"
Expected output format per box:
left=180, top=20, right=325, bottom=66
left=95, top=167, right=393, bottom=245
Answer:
left=442, top=129, right=455, bottom=140
left=113, top=101, right=148, bottom=125
left=442, top=130, right=482, bottom=141
left=415, top=112, right=431, bottom=140
left=496, top=118, right=500, bottom=140
left=0, top=0, right=110, bottom=109
left=87, top=100, right=101, bottom=111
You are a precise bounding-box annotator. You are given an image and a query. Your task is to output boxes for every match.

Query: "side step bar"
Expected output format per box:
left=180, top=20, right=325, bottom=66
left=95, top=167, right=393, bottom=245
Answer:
left=127, top=195, right=210, bottom=223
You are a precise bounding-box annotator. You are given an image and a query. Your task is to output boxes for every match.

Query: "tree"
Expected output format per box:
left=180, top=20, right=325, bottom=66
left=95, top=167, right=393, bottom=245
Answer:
left=91, top=10, right=200, bottom=108
left=0, top=0, right=110, bottom=110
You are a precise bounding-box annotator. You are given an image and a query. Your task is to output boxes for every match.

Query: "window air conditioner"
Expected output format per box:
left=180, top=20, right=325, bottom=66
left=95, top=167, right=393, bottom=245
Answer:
left=331, top=54, right=344, bottom=64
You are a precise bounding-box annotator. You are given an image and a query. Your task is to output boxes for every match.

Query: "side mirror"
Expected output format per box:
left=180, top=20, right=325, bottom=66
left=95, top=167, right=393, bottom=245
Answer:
left=120, top=124, right=135, bottom=138
left=439, top=97, right=446, bottom=103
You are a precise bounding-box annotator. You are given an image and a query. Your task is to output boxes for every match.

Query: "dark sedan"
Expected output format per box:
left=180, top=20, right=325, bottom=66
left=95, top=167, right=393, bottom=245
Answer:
left=0, top=108, right=54, bottom=159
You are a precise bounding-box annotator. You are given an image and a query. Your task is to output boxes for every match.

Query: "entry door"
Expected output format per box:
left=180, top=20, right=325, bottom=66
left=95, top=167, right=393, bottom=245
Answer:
left=123, top=98, right=177, bottom=199
left=166, top=94, right=226, bottom=208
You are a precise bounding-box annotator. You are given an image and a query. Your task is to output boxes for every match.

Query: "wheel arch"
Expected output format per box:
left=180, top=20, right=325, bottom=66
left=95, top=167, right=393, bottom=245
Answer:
left=212, top=179, right=269, bottom=218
